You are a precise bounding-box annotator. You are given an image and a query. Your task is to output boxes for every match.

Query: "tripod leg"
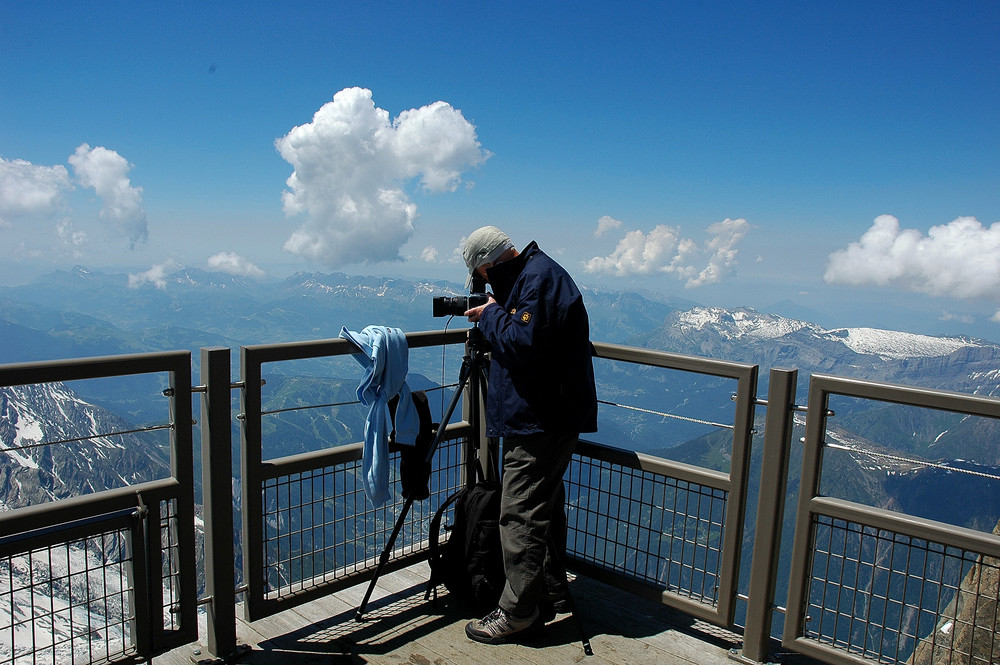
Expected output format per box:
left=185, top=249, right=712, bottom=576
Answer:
left=547, top=531, right=593, bottom=656
left=356, top=495, right=415, bottom=621
left=356, top=348, right=476, bottom=620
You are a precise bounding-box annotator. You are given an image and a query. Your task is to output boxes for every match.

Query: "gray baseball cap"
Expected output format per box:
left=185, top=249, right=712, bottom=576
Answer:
left=462, top=225, right=513, bottom=288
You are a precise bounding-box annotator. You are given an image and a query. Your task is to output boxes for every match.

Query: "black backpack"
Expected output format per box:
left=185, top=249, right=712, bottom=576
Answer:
left=426, top=481, right=505, bottom=613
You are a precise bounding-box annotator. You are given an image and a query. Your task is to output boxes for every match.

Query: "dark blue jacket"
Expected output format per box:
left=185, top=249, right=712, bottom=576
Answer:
left=478, top=242, right=598, bottom=437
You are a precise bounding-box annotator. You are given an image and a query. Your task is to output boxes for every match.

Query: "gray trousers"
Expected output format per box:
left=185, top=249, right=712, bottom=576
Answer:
left=497, top=431, right=577, bottom=617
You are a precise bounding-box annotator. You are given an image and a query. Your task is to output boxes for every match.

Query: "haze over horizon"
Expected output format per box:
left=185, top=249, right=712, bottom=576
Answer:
left=2, top=2, right=998, bottom=341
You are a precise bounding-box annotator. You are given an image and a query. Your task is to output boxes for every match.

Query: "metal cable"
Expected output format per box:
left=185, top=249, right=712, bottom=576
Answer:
left=597, top=399, right=734, bottom=430
left=260, top=384, right=453, bottom=417
left=261, top=399, right=359, bottom=416
left=1, top=422, right=175, bottom=454
left=824, top=441, right=1000, bottom=481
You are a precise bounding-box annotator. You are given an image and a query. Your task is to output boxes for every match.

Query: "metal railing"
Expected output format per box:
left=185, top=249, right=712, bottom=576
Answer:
left=236, top=330, right=471, bottom=621
left=0, top=352, right=198, bottom=665
left=2, top=336, right=999, bottom=665
left=567, top=342, right=759, bottom=629
left=783, top=373, right=1000, bottom=665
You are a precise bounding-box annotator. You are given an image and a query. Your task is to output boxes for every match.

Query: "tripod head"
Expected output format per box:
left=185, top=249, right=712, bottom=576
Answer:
left=456, top=324, right=491, bottom=390
left=466, top=324, right=488, bottom=355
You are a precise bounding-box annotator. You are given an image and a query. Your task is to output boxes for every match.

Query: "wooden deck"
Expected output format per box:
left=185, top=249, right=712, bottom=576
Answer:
left=154, top=561, right=764, bottom=665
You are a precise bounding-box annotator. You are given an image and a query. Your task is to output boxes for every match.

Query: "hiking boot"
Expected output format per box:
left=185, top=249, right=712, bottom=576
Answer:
left=465, top=606, right=540, bottom=644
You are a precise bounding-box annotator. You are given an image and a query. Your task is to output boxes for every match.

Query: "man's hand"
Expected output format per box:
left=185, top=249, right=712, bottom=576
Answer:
left=465, top=296, right=497, bottom=322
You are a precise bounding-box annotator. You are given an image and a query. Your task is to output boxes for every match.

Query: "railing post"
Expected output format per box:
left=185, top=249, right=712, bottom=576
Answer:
left=200, top=347, right=239, bottom=658
left=739, top=368, right=797, bottom=663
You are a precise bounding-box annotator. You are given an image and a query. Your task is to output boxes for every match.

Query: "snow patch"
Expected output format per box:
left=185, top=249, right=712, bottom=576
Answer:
left=820, top=327, right=977, bottom=359
left=0, top=539, right=133, bottom=663
left=677, top=307, right=809, bottom=341
left=675, top=306, right=983, bottom=360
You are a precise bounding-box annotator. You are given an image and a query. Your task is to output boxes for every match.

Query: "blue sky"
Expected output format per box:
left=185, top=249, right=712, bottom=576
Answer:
left=2, top=2, right=999, bottom=339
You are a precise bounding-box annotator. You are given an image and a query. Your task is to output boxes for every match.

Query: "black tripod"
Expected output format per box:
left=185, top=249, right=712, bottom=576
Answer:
left=355, top=326, right=492, bottom=621
left=353, top=326, right=592, bottom=656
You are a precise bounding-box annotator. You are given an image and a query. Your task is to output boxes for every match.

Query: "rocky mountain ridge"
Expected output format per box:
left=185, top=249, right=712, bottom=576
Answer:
left=0, top=382, right=171, bottom=510
left=634, top=305, right=1000, bottom=397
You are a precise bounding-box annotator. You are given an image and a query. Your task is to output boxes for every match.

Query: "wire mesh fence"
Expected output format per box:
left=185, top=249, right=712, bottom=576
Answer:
left=0, top=520, right=137, bottom=665
left=804, top=513, right=1000, bottom=665
left=565, top=453, right=726, bottom=607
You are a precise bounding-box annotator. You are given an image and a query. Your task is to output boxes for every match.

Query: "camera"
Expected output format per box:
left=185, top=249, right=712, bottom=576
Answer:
left=432, top=276, right=490, bottom=317
left=432, top=293, right=489, bottom=317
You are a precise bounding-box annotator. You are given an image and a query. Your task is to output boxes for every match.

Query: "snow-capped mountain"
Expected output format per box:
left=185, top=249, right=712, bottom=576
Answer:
left=637, top=306, right=1000, bottom=397
left=0, top=382, right=173, bottom=663
left=673, top=306, right=980, bottom=359
left=0, top=382, right=170, bottom=509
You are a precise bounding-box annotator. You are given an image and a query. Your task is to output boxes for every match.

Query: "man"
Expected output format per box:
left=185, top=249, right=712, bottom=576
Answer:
left=461, top=225, right=598, bottom=644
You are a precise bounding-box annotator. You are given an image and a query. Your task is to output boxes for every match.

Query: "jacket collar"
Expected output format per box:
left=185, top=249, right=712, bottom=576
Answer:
left=486, top=241, right=539, bottom=305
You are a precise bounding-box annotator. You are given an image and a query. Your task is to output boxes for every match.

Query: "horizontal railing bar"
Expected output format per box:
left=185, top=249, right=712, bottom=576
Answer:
left=260, top=441, right=363, bottom=478
left=0, top=349, right=191, bottom=386
left=811, top=372, right=1000, bottom=418
left=0, top=478, right=181, bottom=538
left=810, top=495, right=1000, bottom=558
left=593, top=341, right=756, bottom=380
left=242, top=329, right=467, bottom=365
left=576, top=438, right=731, bottom=491
left=0, top=507, right=139, bottom=558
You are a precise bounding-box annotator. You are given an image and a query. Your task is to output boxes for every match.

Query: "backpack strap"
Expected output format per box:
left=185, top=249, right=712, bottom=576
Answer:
left=389, top=390, right=436, bottom=500
left=424, top=488, right=464, bottom=603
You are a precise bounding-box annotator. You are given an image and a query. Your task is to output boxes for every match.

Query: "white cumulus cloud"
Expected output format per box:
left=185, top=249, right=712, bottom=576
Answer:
left=585, top=217, right=750, bottom=287
left=691, top=217, right=751, bottom=287
left=594, top=215, right=623, bottom=237
left=276, top=87, right=490, bottom=268
left=128, top=259, right=179, bottom=290
left=68, top=144, right=148, bottom=248
left=420, top=246, right=440, bottom=263
left=207, top=251, right=265, bottom=278
left=56, top=220, right=87, bottom=250
left=825, top=215, right=1000, bottom=300
left=0, top=157, right=72, bottom=225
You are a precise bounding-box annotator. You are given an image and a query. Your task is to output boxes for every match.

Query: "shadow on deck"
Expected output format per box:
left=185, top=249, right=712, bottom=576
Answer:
left=157, top=562, right=762, bottom=665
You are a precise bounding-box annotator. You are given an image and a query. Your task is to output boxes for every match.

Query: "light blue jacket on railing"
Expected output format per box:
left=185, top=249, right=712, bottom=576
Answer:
left=340, top=325, right=420, bottom=506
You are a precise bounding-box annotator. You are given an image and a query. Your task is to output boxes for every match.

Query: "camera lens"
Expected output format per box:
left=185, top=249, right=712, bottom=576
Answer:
left=432, top=296, right=468, bottom=317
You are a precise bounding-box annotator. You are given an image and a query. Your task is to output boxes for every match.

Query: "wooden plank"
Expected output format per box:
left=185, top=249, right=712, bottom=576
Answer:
left=566, top=573, right=739, bottom=664
left=158, top=562, right=748, bottom=665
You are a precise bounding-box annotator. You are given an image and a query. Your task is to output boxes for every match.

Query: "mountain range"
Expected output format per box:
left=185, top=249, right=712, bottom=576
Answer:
left=0, top=382, right=170, bottom=510
left=2, top=266, right=997, bottom=488
left=2, top=266, right=998, bottom=661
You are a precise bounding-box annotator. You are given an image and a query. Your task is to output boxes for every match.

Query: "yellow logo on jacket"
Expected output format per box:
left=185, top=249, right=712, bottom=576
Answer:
left=510, top=308, right=531, bottom=323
